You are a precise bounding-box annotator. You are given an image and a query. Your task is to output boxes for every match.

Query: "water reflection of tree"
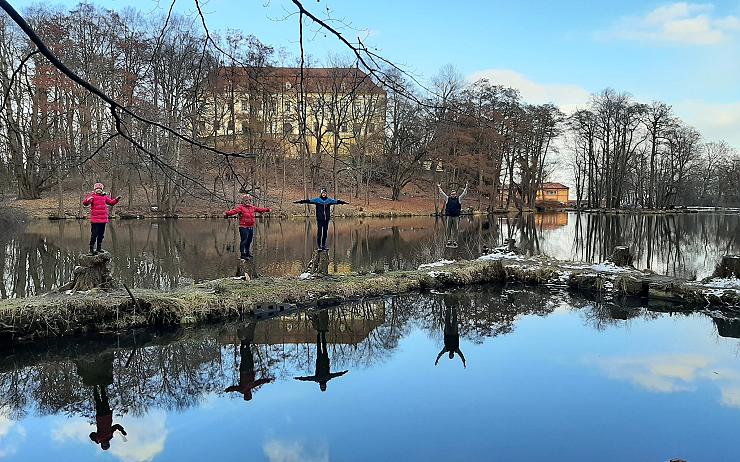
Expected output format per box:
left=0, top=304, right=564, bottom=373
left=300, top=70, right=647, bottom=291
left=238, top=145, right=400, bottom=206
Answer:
left=1, top=288, right=724, bottom=423
left=5, top=214, right=735, bottom=296
left=571, top=213, right=739, bottom=277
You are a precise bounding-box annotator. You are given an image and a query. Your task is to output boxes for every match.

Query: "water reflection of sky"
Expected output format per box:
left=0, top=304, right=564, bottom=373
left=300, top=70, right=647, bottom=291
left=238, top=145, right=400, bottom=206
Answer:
left=2, top=295, right=740, bottom=461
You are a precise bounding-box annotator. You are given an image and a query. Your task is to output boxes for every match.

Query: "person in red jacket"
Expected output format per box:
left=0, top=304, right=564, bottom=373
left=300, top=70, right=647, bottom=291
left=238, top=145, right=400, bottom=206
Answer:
left=224, top=194, right=271, bottom=260
left=225, top=321, right=273, bottom=401
left=89, top=384, right=126, bottom=451
left=82, top=183, right=121, bottom=255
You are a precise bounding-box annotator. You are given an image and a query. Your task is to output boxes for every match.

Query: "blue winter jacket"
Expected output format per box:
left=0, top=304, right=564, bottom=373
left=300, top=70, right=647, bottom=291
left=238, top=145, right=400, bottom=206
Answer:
left=295, top=197, right=347, bottom=221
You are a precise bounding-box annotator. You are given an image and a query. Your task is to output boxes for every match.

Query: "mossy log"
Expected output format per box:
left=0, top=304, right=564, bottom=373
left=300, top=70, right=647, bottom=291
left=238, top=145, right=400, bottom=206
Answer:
left=1, top=253, right=737, bottom=342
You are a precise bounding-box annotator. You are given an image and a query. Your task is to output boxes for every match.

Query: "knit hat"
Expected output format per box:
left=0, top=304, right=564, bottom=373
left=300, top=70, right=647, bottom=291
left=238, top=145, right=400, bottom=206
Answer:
left=320, top=188, right=327, bottom=194
left=93, top=183, right=104, bottom=190
left=241, top=194, right=252, bottom=202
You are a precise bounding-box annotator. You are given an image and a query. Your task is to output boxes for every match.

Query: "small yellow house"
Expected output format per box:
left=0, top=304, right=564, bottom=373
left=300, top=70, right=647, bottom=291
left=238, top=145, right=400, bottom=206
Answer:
left=536, top=182, right=569, bottom=204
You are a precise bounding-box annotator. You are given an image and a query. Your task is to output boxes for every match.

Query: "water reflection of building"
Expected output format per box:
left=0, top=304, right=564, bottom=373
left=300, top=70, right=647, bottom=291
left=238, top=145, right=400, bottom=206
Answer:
left=535, top=212, right=568, bottom=230
left=220, top=306, right=386, bottom=346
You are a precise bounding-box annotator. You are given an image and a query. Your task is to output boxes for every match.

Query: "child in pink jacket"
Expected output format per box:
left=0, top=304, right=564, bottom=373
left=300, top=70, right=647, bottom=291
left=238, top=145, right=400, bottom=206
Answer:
left=82, top=182, right=121, bottom=255
left=224, top=194, right=270, bottom=259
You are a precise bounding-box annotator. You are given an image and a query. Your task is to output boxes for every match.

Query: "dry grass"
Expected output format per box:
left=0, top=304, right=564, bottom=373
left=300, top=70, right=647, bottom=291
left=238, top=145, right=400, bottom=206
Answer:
left=1, top=256, right=737, bottom=342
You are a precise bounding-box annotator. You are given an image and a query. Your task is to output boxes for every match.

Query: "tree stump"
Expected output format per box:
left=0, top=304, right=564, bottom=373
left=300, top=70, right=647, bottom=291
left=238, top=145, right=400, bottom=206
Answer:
left=713, top=255, right=740, bottom=279
left=236, top=258, right=253, bottom=280
left=607, top=246, right=634, bottom=267
left=59, top=251, right=117, bottom=292
left=505, top=238, right=522, bottom=255
left=305, top=250, right=330, bottom=275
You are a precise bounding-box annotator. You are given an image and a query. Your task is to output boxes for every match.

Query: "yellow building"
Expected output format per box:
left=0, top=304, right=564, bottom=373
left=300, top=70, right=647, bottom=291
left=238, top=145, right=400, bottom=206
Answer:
left=535, top=182, right=569, bottom=204
left=199, top=66, right=386, bottom=158
left=498, top=182, right=570, bottom=207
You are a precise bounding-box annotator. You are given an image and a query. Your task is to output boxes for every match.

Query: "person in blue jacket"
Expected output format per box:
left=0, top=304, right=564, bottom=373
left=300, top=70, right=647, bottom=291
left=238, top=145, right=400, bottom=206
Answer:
left=294, top=189, right=347, bottom=250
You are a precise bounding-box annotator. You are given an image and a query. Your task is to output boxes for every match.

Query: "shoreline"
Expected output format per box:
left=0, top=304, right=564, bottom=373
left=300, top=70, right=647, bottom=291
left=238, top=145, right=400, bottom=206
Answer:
left=1, top=252, right=737, bottom=344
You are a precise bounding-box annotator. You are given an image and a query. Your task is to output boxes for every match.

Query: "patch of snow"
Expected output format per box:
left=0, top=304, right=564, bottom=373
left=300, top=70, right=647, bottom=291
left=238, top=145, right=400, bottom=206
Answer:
left=478, top=252, right=524, bottom=261
left=590, top=262, right=628, bottom=274
left=427, top=271, right=451, bottom=278
left=418, top=259, right=455, bottom=270
left=702, top=278, right=740, bottom=289
left=298, top=272, right=312, bottom=280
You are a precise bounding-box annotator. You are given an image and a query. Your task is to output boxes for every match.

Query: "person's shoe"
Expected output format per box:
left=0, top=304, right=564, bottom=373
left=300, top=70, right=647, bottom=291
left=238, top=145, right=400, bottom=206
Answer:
left=240, top=253, right=248, bottom=260
left=91, top=249, right=98, bottom=256
left=89, top=247, right=95, bottom=255
left=245, top=253, right=253, bottom=260
left=321, top=246, right=329, bottom=251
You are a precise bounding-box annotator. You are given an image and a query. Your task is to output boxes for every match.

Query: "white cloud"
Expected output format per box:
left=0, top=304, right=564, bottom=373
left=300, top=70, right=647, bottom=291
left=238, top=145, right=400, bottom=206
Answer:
left=673, top=100, right=740, bottom=148
left=467, top=69, right=591, bottom=113
left=52, top=412, right=168, bottom=462
left=604, top=2, right=740, bottom=45
left=0, top=411, right=25, bottom=458
left=587, top=354, right=740, bottom=410
left=263, top=438, right=329, bottom=462
left=467, top=68, right=740, bottom=151
left=587, top=354, right=710, bottom=393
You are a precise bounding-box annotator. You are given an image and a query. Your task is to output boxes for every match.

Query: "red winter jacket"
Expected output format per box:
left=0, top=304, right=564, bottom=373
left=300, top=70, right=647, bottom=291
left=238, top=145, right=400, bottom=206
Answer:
left=83, top=193, right=119, bottom=223
left=224, top=204, right=270, bottom=228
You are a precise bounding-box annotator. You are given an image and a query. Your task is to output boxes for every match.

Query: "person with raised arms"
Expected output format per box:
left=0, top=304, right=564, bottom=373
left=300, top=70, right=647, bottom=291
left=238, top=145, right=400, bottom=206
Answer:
left=293, top=188, right=347, bottom=251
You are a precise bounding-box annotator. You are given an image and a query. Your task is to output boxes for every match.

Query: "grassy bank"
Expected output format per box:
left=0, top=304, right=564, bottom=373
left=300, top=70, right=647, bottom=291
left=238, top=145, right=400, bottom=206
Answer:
left=1, top=253, right=737, bottom=343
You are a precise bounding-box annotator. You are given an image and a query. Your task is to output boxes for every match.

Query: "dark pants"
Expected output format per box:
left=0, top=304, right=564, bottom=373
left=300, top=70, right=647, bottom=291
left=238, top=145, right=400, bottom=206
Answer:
left=90, top=223, right=106, bottom=250
left=239, top=227, right=254, bottom=257
left=316, top=219, right=330, bottom=248
left=445, top=216, right=459, bottom=242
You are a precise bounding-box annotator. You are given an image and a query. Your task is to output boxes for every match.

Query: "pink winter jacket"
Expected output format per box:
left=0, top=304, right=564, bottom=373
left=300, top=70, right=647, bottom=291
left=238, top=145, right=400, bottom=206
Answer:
left=82, top=193, right=119, bottom=223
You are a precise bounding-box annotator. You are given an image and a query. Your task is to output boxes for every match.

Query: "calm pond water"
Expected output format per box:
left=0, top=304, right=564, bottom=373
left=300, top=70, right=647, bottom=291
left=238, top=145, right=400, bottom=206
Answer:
left=1, top=212, right=738, bottom=297
left=1, top=286, right=739, bottom=461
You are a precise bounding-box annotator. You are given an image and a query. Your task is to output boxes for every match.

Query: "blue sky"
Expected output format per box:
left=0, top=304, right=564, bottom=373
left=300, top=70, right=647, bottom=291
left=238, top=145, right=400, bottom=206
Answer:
left=9, top=0, right=740, bottom=149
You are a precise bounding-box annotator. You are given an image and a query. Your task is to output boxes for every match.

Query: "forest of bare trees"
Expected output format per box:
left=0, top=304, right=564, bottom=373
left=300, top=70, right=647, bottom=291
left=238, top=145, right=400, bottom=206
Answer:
left=0, top=2, right=737, bottom=212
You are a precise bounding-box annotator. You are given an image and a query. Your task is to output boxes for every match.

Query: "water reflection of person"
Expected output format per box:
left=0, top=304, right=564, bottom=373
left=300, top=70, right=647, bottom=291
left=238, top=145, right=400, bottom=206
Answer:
left=294, top=309, right=348, bottom=391
left=225, top=321, right=273, bottom=401
left=90, top=385, right=127, bottom=450
left=74, top=352, right=127, bottom=450
left=435, top=299, right=466, bottom=368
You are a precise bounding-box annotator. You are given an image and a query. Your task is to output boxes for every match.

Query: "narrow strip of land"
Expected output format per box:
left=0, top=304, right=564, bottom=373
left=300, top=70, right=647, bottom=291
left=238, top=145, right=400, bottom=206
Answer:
left=1, top=253, right=737, bottom=343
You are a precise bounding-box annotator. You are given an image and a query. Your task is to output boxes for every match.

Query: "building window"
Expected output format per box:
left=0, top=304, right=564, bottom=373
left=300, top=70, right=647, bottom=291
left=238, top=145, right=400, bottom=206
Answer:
left=227, top=120, right=235, bottom=132
left=340, top=123, right=348, bottom=132
left=285, top=101, right=292, bottom=112
left=240, top=99, right=249, bottom=111
left=283, top=123, right=293, bottom=136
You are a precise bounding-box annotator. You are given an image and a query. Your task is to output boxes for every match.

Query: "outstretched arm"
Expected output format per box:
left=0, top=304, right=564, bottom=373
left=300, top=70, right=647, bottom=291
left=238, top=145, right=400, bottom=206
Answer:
left=331, top=198, right=347, bottom=205
left=254, top=207, right=271, bottom=213
left=457, top=349, right=466, bottom=368
left=82, top=194, right=93, bottom=206
left=105, top=195, right=121, bottom=205
left=112, top=424, right=127, bottom=436
left=436, top=184, right=448, bottom=202
left=224, top=207, right=240, bottom=217
left=435, top=349, right=446, bottom=365
left=293, top=199, right=310, bottom=204
left=458, top=183, right=469, bottom=202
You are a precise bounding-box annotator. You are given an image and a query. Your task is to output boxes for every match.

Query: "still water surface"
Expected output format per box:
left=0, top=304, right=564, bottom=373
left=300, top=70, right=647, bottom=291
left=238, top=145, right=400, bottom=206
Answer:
left=1, top=286, right=739, bottom=461
left=1, top=212, right=738, bottom=297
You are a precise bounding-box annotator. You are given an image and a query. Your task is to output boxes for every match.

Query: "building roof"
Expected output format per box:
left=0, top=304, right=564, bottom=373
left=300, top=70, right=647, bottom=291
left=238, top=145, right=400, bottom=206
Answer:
left=540, top=182, right=569, bottom=190
left=211, top=66, right=386, bottom=95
